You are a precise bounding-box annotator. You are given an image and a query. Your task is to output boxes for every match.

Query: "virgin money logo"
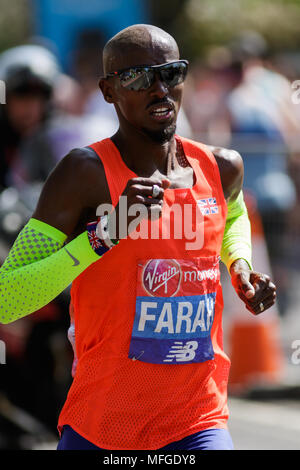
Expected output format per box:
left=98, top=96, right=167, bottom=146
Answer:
left=142, top=259, right=181, bottom=297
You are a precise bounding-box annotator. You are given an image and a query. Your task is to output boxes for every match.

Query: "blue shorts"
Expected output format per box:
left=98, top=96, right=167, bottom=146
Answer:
left=57, top=425, right=234, bottom=451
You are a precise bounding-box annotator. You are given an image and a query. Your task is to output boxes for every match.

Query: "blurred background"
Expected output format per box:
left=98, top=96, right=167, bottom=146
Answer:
left=0, top=0, right=299, bottom=450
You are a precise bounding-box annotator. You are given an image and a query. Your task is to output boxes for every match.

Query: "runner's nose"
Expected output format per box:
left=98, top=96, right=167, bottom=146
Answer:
left=149, top=73, right=168, bottom=97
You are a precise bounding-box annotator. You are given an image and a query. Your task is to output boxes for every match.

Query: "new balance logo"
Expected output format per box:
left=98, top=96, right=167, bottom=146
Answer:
left=163, top=340, right=198, bottom=363
left=64, top=248, right=80, bottom=266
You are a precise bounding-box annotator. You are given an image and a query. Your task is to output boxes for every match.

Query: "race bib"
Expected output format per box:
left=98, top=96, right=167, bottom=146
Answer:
left=128, top=257, right=220, bottom=364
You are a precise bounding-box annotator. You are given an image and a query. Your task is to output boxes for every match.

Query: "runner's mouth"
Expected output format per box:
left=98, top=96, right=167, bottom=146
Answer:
left=148, top=103, right=174, bottom=121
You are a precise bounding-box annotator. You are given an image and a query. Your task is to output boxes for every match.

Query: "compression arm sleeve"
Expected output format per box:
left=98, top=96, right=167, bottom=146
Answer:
left=0, top=218, right=100, bottom=324
left=221, top=191, right=253, bottom=272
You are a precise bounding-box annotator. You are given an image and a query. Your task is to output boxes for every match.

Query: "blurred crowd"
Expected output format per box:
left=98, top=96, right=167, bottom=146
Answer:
left=183, top=31, right=300, bottom=313
left=0, top=28, right=299, bottom=448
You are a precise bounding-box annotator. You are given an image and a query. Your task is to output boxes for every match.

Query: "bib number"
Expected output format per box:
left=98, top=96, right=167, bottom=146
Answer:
left=128, top=258, right=220, bottom=364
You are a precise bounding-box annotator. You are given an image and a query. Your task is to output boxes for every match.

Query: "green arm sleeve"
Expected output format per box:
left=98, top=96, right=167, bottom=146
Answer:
left=221, top=191, right=253, bottom=272
left=0, top=218, right=100, bottom=324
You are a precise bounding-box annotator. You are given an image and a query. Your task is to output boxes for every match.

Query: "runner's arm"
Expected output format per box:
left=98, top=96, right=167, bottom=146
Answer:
left=0, top=148, right=108, bottom=324
left=0, top=218, right=102, bottom=324
left=221, top=190, right=252, bottom=272
left=213, top=146, right=276, bottom=314
left=0, top=148, right=169, bottom=324
left=211, top=146, right=252, bottom=271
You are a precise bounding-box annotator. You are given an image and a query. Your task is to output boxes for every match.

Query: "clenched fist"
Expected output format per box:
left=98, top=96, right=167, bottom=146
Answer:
left=230, top=259, right=277, bottom=315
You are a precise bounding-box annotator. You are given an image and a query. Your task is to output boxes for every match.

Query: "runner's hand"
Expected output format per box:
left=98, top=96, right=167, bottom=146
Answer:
left=230, top=259, right=277, bottom=315
left=112, top=177, right=171, bottom=239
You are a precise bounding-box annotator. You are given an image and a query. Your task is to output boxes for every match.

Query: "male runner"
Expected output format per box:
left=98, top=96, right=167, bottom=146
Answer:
left=0, top=25, right=276, bottom=450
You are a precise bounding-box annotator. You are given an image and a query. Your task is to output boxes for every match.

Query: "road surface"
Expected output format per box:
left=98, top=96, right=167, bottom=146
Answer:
left=228, top=396, right=300, bottom=450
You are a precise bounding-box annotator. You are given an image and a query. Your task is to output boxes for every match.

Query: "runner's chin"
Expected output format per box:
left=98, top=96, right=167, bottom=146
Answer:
left=142, top=122, right=177, bottom=144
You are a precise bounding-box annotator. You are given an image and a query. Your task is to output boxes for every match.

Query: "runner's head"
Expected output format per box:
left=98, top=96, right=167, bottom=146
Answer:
left=100, top=24, right=188, bottom=144
left=0, top=44, right=60, bottom=135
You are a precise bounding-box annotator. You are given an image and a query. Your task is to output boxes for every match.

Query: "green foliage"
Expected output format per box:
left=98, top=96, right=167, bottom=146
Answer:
left=0, top=0, right=30, bottom=53
left=1, top=0, right=300, bottom=61
left=149, top=0, right=300, bottom=60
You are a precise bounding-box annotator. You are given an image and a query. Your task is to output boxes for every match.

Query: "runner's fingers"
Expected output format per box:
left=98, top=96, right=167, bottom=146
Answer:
left=250, top=291, right=277, bottom=312
left=237, top=285, right=276, bottom=314
left=251, top=276, right=270, bottom=295
left=127, top=177, right=163, bottom=190
left=135, top=195, right=163, bottom=206
left=247, top=296, right=276, bottom=315
left=130, top=184, right=164, bottom=199
left=251, top=288, right=276, bottom=306
left=247, top=281, right=276, bottom=305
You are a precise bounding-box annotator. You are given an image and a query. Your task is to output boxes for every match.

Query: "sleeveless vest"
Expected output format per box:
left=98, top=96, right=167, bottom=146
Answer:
left=58, top=136, right=230, bottom=450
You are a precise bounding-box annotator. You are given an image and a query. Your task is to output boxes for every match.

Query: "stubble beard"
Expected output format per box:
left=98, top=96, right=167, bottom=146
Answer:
left=141, top=122, right=177, bottom=144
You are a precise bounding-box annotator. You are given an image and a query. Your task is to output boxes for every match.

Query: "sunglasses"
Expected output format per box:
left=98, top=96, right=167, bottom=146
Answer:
left=105, top=60, right=189, bottom=91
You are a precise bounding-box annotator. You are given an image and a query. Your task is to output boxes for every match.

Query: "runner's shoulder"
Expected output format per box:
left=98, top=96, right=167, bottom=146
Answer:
left=207, top=145, right=244, bottom=199
left=32, top=146, right=109, bottom=237
left=208, top=146, right=243, bottom=176
left=62, top=146, right=105, bottom=181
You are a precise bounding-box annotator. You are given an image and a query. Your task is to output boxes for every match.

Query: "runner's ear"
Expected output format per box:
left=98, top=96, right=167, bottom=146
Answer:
left=99, top=78, right=114, bottom=104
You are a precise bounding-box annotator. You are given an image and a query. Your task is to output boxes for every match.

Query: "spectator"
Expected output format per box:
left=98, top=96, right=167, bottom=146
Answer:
left=0, top=44, right=61, bottom=190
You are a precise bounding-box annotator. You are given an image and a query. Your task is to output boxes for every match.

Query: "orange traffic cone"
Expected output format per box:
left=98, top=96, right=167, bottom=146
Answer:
left=223, top=191, right=285, bottom=395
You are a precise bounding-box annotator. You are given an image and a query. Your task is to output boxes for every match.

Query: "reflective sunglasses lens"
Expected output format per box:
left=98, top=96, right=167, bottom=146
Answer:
left=160, top=62, right=188, bottom=87
left=119, top=68, right=154, bottom=90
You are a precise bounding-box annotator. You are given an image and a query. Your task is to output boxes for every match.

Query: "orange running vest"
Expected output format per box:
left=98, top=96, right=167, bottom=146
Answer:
left=58, top=136, right=231, bottom=450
